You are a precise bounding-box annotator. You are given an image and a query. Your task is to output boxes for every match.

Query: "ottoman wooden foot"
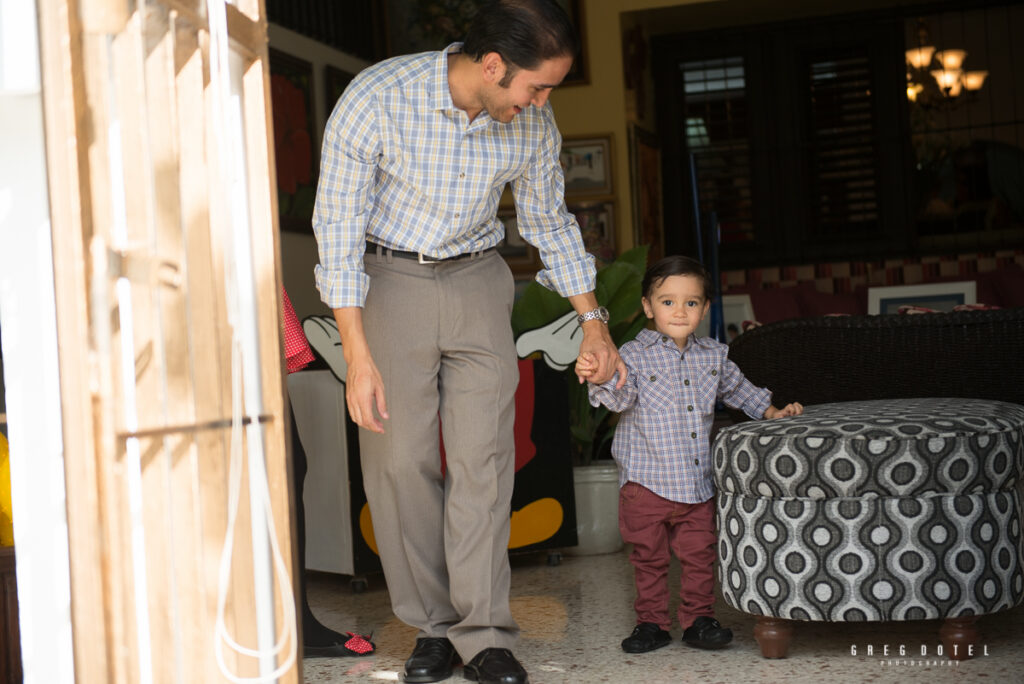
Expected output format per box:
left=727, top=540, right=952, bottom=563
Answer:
left=754, top=616, right=792, bottom=658
left=940, top=616, right=979, bottom=661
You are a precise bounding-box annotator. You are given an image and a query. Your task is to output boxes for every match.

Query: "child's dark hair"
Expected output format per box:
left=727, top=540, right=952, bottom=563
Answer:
left=641, top=255, right=714, bottom=301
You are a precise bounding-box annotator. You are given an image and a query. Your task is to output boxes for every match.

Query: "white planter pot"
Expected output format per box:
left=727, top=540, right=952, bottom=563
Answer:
left=566, top=463, right=623, bottom=556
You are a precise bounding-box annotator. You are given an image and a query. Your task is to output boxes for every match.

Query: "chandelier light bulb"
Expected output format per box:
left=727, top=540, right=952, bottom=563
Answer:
left=964, top=70, right=988, bottom=91
left=905, top=45, right=935, bottom=70
left=935, top=49, right=967, bottom=71
left=931, top=69, right=963, bottom=97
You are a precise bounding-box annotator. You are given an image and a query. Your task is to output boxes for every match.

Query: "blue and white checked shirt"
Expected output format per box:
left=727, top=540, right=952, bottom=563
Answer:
left=589, top=328, right=772, bottom=503
left=313, top=43, right=596, bottom=309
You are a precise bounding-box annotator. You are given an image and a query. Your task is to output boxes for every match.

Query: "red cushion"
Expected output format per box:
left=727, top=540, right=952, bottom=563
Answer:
left=797, top=285, right=867, bottom=317
left=994, top=266, right=1024, bottom=307
left=975, top=271, right=1003, bottom=308
left=746, top=285, right=805, bottom=324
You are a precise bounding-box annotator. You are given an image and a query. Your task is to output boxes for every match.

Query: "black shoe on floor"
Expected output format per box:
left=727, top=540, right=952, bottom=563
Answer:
left=682, top=616, right=733, bottom=650
left=463, top=647, right=528, bottom=684
left=404, top=637, right=460, bottom=683
left=621, top=622, right=672, bottom=653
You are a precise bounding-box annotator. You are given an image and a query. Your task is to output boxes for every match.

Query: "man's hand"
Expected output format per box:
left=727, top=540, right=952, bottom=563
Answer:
left=333, top=307, right=389, bottom=433
left=764, top=402, right=804, bottom=419
left=568, top=294, right=626, bottom=388
left=344, top=352, right=389, bottom=433
left=576, top=320, right=626, bottom=388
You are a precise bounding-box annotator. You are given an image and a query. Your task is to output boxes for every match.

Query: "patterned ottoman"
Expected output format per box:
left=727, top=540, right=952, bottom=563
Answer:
left=713, top=397, right=1024, bottom=658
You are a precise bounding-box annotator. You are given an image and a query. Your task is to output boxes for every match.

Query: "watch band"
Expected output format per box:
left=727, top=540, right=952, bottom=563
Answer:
left=577, top=306, right=609, bottom=325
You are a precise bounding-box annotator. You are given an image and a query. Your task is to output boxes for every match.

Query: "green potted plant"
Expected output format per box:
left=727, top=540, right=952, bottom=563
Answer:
left=512, top=245, right=649, bottom=554
left=512, top=244, right=649, bottom=464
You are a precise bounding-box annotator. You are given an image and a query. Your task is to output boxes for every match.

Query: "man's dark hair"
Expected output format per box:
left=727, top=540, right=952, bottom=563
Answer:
left=642, top=255, right=714, bottom=302
left=462, top=0, right=579, bottom=79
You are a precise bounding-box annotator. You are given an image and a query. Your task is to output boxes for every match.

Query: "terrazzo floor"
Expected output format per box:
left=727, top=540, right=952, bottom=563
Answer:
left=301, top=548, right=1024, bottom=683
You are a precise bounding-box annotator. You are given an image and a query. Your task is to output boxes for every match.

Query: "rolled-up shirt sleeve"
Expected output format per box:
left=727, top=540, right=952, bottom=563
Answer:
left=313, top=78, right=380, bottom=309
left=510, top=104, right=595, bottom=298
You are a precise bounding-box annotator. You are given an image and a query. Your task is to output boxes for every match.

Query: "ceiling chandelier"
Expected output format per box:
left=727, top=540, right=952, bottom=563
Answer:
left=905, top=19, right=987, bottom=108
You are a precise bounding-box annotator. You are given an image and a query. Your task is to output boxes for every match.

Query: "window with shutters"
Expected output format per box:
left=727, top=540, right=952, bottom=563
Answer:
left=680, top=57, right=755, bottom=245
left=805, top=51, right=881, bottom=239
left=655, top=15, right=908, bottom=268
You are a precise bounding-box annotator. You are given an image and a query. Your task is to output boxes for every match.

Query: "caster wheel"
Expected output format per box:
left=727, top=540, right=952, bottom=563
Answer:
left=547, top=552, right=562, bottom=567
left=350, top=578, right=367, bottom=593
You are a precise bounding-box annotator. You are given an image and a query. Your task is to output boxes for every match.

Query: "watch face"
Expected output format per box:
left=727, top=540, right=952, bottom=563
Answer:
left=578, top=306, right=610, bottom=324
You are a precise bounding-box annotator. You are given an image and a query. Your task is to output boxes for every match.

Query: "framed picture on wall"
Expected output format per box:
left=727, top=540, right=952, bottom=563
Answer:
left=568, top=200, right=615, bottom=264
left=629, top=125, right=664, bottom=262
left=269, top=49, right=317, bottom=234
left=867, top=281, right=977, bottom=315
left=561, top=135, right=613, bottom=197
left=557, top=0, right=588, bottom=86
left=696, top=294, right=756, bottom=341
left=323, top=64, right=356, bottom=118
left=496, top=208, right=542, bottom=277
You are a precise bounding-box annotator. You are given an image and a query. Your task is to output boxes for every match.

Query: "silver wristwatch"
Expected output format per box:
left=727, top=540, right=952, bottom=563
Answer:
left=577, top=306, right=610, bottom=325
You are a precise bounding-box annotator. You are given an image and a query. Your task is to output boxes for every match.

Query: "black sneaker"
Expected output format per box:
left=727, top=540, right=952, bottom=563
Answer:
left=621, top=622, right=672, bottom=653
left=681, top=616, right=733, bottom=650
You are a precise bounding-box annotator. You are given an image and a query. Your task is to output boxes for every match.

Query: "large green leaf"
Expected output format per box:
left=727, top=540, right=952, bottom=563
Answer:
left=510, top=279, right=572, bottom=337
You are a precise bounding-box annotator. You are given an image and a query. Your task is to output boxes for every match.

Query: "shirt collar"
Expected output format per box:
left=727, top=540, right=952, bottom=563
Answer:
left=636, top=327, right=696, bottom=353
left=430, top=42, right=463, bottom=112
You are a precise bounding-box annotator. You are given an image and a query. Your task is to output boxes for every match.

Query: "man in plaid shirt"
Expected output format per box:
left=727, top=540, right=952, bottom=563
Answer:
left=312, top=2, right=625, bottom=682
left=579, top=256, right=802, bottom=655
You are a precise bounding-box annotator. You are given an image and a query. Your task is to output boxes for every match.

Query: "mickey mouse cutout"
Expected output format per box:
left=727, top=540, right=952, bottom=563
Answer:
left=301, top=314, right=581, bottom=556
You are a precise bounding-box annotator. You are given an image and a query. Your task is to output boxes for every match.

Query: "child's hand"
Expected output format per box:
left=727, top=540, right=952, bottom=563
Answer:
left=764, top=402, right=804, bottom=419
left=575, top=352, right=598, bottom=383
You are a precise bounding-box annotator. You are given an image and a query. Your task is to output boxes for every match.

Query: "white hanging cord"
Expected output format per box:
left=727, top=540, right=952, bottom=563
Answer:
left=102, top=23, right=154, bottom=681
left=206, top=0, right=297, bottom=680
left=214, top=340, right=296, bottom=683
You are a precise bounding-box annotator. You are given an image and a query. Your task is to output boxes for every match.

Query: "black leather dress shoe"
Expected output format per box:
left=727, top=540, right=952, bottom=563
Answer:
left=463, top=648, right=528, bottom=684
left=404, top=637, right=460, bottom=683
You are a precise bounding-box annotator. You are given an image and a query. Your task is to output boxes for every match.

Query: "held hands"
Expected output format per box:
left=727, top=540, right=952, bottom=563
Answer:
left=575, top=351, right=598, bottom=381
left=764, top=402, right=804, bottom=419
left=574, top=323, right=627, bottom=388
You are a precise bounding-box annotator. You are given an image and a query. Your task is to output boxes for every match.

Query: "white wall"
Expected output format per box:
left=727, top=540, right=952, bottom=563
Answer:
left=0, top=1, right=75, bottom=681
left=268, top=23, right=370, bottom=320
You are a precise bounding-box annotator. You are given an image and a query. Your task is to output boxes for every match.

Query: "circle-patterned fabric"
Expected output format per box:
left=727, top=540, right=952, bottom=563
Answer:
left=713, top=398, right=1024, bottom=622
left=715, top=398, right=1024, bottom=498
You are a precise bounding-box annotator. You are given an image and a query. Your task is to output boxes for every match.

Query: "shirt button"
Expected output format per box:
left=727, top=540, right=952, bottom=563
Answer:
left=687, top=405, right=693, bottom=411
left=459, top=172, right=465, bottom=178
left=661, top=335, right=668, bottom=342
left=454, top=212, right=460, bottom=218
left=691, top=432, right=697, bottom=438
left=684, top=379, right=690, bottom=386
left=694, top=459, right=699, bottom=465
left=649, top=375, right=656, bottom=382
left=711, top=370, right=718, bottom=376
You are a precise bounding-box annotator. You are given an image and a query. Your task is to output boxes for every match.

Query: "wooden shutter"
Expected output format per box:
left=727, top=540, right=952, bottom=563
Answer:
left=805, top=50, right=881, bottom=238
left=36, top=1, right=297, bottom=682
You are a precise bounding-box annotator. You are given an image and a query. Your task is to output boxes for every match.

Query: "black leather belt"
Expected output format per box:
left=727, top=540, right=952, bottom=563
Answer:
left=365, top=240, right=492, bottom=264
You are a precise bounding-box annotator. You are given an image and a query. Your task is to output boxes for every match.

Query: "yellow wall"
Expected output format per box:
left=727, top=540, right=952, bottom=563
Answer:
left=550, top=0, right=715, bottom=255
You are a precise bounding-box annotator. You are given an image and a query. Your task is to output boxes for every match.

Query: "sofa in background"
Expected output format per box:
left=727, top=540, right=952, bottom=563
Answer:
left=720, top=251, right=1024, bottom=325
left=712, top=308, right=1024, bottom=658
